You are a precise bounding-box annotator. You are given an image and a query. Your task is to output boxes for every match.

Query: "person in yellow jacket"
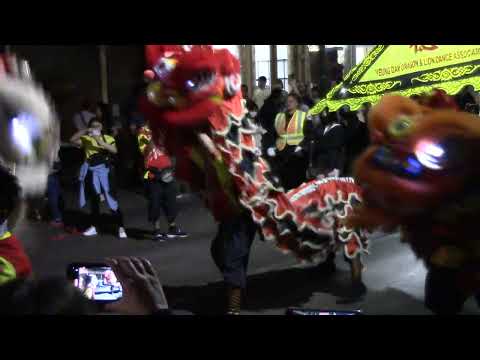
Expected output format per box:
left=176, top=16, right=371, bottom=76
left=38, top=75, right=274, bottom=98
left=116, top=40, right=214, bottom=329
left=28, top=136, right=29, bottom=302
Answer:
left=266, top=93, right=308, bottom=190
left=70, top=118, right=127, bottom=239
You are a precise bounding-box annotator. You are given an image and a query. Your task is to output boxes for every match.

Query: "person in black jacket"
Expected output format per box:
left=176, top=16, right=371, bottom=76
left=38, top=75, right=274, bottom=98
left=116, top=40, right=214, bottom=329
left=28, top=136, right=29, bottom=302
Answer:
left=343, top=105, right=370, bottom=176
left=258, top=88, right=287, bottom=155
left=302, top=110, right=346, bottom=180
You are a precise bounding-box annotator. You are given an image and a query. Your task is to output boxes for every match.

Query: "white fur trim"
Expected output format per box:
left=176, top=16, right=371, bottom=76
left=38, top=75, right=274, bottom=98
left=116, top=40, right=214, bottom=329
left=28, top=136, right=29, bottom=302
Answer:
left=224, top=74, right=241, bottom=97
left=0, top=76, right=59, bottom=195
left=16, top=164, right=49, bottom=196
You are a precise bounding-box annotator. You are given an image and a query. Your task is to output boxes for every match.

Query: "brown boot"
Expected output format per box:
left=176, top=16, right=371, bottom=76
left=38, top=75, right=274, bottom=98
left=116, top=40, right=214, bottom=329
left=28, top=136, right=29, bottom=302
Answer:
left=226, top=287, right=242, bottom=315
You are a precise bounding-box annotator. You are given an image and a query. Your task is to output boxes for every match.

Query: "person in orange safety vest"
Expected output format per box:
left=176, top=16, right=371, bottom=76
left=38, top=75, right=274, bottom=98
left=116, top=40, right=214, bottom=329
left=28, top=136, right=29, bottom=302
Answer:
left=266, top=93, right=308, bottom=191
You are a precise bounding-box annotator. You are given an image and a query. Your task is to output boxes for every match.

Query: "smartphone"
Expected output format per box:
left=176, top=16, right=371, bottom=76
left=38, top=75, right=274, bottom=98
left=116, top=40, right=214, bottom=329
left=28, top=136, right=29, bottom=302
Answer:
left=67, top=263, right=123, bottom=303
left=286, top=308, right=363, bottom=316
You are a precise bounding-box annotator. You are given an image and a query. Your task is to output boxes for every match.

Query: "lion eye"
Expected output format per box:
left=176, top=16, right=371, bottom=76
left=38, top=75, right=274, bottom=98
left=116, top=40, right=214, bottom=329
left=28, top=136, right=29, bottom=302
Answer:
left=389, top=115, right=414, bottom=137
left=185, top=71, right=215, bottom=92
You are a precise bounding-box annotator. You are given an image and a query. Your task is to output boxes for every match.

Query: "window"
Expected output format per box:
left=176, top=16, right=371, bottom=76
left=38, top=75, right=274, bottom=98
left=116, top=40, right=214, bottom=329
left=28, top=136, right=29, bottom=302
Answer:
left=355, top=46, right=375, bottom=65
left=254, top=45, right=271, bottom=87
left=326, top=45, right=346, bottom=65
left=276, top=45, right=288, bottom=92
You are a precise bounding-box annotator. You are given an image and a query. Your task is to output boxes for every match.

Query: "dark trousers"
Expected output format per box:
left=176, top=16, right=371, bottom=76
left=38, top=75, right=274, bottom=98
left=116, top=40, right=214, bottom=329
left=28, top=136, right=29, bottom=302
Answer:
left=275, top=147, right=308, bottom=191
left=144, top=179, right=178, bottom=225
left=210, top=214, right=258, bottom=289
left=47, top=173, right=62, bottom=221
left=424, top=265, right=471, bottom=315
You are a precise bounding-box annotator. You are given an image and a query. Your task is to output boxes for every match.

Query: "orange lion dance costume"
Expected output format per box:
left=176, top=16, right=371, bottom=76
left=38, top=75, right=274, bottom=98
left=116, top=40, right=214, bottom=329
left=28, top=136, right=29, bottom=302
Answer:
left=140, top=45, right=368, bottom=314
left=348, top=90, right=480, bottom=314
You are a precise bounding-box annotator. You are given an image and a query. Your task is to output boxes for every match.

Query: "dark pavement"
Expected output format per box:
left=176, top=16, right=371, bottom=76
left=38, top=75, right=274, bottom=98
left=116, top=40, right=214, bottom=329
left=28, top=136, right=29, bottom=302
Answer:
left=17, top=188, right=480, bottom=315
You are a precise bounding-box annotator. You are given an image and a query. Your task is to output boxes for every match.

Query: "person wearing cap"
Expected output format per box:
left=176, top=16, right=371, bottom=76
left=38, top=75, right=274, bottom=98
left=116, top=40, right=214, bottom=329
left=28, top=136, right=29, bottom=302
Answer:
left=252, top=76, right=271, bottom=109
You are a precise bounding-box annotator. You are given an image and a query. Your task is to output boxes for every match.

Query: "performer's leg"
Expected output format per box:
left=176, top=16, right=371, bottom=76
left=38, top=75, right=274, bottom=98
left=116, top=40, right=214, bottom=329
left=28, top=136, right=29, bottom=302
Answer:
left=147, top=180, right=163, bottom=234
left=349, top=255, right=367, bottom=296
left=210, top=224, right=226, bottom=272
left=217, top=215, right=256, bottom=314
left=221, top=217, right=256, bottom=289
left=242, top=217, right=258, bottom=273
left=315, top=251, right=336, bottom=275
left=351, top=256, right=363, bottom=283
left=424, top=265, right=467, bottom=315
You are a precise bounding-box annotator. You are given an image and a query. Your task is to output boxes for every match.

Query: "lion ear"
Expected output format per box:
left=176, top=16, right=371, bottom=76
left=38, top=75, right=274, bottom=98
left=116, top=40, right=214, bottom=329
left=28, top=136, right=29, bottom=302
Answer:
left=213, top=48, right=241, bottom=98
left=215, top=48, right=241, bottom=75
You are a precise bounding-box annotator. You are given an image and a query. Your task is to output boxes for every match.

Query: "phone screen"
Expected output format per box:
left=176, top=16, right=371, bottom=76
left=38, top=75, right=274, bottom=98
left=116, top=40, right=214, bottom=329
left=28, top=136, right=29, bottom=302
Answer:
left=286, top=308, right=362, bottom=316
left=69, top=264, right=123, bottom=302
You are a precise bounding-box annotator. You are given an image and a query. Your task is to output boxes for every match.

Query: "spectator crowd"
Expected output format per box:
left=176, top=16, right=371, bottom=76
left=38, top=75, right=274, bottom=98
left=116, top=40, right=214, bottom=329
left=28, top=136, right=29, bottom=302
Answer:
left=242, top=74, right=371, bottom=192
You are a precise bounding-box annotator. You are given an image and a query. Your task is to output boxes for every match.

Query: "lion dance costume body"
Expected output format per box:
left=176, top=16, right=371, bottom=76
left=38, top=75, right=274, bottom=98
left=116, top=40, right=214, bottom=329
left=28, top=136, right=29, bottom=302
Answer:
left=140, top=45, right=368, bottom=314
left=0, top=53, right=58, bottom=285
left=347, top=90, right=480, bottom=314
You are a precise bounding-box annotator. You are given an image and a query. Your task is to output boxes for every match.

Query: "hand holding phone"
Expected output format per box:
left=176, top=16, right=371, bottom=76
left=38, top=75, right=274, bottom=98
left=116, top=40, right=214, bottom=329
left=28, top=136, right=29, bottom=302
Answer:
left=68, top=258, right=168, bottom=315
left=104, top=257, right=169, bottom=315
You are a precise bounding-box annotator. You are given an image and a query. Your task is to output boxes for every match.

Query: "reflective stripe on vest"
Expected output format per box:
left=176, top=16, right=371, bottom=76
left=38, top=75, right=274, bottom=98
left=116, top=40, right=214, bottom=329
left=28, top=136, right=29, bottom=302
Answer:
left=0, top=256, right=16, bottom=285
left=275, top=110, right=306, bottom=150
left=0, top=231, right=11, bottom=241
left=0, top=231, right=16, bottom=285
left=138, top=130, right=152, bottom=179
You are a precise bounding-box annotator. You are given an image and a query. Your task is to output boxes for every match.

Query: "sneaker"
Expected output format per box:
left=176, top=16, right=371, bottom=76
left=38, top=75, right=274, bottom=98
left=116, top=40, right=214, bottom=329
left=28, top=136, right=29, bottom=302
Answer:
left=100, top=194, right=106, bottom=202
left=167, top=225, right=188, bottom=239
left=153, top=230, right=166, bottom=242
left=118, top=227, right=127, bottom=239
left=83, top=226, right=98, bottom=237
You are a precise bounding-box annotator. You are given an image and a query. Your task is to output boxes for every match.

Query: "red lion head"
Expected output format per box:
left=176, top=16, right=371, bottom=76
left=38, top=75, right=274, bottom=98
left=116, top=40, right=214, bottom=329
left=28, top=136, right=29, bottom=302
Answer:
left=140, top=45, right=242, bottom=130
